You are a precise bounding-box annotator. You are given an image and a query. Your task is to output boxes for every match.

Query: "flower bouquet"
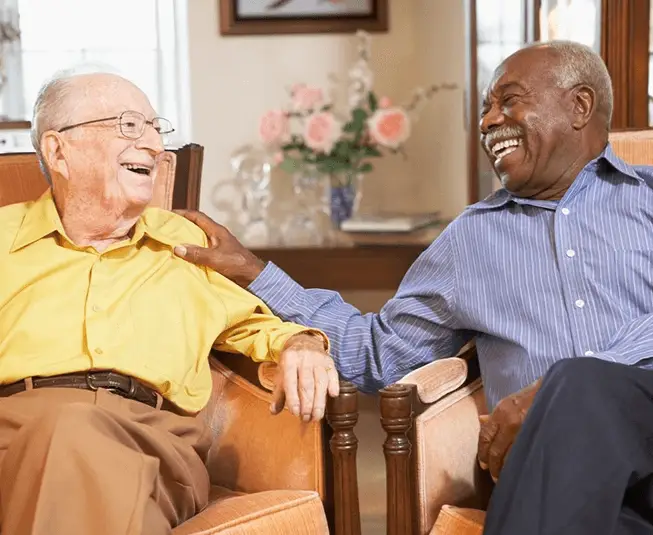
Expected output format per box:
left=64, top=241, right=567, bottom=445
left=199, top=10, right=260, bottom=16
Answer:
left=258, top=30, right=457, bottom=227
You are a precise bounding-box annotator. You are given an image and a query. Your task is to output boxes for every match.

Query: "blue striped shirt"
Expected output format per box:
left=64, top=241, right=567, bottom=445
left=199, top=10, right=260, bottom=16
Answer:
left=249, top=143, right=653, bottom=409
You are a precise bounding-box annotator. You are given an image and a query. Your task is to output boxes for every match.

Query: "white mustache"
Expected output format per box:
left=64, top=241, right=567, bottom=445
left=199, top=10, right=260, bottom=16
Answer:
left=485, top=127, right=524, bottom=150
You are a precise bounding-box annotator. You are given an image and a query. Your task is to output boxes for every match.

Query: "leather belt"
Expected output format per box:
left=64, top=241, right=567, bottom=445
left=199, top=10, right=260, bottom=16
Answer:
left=0, top=371, right=176, bottom=411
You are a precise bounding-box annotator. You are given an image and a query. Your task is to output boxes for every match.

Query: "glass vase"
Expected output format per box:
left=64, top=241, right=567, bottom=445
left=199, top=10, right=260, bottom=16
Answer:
left=279, top=170, right=331, bottom=246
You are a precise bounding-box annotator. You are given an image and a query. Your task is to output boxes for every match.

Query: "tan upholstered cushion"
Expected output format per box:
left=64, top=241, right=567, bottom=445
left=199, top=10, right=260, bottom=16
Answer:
left=609, top=130, right=653, bottom=166
left=172, top=488, right=328, bottom=534
left=399, top=357, right=468, bottom=404
left=429, top=506, right=485, bottom=535
left=413, top=380, right=493, bottom=534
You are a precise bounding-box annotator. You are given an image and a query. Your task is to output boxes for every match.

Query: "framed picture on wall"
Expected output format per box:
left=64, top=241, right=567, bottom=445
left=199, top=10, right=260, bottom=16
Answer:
left=219, top=0, right=389, bottom=36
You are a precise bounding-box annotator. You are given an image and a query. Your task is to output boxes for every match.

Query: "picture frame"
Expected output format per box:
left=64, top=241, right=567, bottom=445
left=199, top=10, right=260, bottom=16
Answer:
left=219, top=0, right=389, bottom=36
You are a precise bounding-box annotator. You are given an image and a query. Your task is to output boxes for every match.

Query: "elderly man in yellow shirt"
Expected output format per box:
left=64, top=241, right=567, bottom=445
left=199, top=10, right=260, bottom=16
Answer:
left=0, top=70, right=338, bottom=535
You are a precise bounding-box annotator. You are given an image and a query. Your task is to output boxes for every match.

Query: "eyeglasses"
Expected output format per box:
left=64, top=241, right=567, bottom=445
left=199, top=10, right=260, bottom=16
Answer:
left=57, top=110, right=175, bottom=139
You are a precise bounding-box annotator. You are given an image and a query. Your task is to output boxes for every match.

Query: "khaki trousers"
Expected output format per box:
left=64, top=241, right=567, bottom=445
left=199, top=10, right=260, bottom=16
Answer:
left=0, top=387, right=212, bottom=535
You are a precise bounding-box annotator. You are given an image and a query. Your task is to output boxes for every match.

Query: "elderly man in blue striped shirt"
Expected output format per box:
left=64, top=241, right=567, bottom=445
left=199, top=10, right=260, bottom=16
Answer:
left=177, top=41, right=653, bottom=534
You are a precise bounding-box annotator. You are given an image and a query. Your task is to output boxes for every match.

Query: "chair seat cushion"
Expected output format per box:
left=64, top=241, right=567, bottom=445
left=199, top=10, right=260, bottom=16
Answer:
left=172, top=485, right=329, bottom=535
left=429, top=505, right=486, bottom=535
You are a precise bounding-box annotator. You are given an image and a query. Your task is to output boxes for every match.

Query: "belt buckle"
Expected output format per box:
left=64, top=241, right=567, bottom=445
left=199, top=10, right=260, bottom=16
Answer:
left=85, top=372, right=100, bottom=391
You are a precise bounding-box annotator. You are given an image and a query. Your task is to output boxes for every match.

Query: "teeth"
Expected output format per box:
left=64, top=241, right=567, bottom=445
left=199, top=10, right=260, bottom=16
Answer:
left=491, top=138, right=522, bottom=157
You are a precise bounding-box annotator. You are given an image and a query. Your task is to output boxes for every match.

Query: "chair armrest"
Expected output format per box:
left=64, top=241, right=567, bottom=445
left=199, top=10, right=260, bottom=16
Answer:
left=204, top=354, right=362, bottom=535
left=381, top=346, right=492, bottom=535
left=398, top=357, right=468, bottom=404
left=202, top=356, right=326, bottom=495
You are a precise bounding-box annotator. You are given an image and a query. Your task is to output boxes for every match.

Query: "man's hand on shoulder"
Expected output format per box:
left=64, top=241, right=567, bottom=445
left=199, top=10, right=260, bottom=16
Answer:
left=477, top=378, right=542, bottom=482
left=172, top=210, right=265, bottom=288
left=271, top=332, right=340, bottom=422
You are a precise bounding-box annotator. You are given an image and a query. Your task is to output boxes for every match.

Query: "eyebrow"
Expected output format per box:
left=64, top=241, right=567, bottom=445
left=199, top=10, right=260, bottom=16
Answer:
left=496, top=81, right=527, bottom=93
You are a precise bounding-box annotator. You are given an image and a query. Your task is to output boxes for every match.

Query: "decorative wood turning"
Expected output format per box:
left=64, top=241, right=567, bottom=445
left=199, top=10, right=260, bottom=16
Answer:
left=326, top=381, right=362, bottom=535
left=380, top=383, right=414, bottom=535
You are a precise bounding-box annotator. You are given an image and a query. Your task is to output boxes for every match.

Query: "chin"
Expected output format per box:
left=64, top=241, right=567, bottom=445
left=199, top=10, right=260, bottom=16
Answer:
left=127, top=186, right=154, bottom=207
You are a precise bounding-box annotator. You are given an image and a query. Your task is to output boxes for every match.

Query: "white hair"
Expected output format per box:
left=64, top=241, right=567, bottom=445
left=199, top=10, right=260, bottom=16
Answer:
left=523, top=40, right=613, bottom=127
left=30, top=62, right=123, bottom=184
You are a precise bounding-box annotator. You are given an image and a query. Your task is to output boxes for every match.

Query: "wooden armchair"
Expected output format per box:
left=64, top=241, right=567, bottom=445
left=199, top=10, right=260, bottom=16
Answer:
left=0, top=146, right=362, bottom=535
left=378, top=129, right=653, bottom=535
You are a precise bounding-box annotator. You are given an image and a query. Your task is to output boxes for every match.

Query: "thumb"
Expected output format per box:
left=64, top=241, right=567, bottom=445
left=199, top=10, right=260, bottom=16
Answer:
left=173, top=243, right=210, bottom=266
left=270, top=381, right=286, bottom=415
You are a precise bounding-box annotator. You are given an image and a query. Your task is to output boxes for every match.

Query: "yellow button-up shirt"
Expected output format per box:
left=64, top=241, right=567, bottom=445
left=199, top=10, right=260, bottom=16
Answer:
left=0, top=191, right=324, bottom=413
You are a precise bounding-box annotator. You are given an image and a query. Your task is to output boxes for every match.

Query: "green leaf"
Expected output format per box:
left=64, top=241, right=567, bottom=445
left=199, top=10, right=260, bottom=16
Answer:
left=368, top=92, right=378, bottom=112
left=278, top=157, right=300, bottom=173
left=358, top=162, right=374, bottom=173
left=363, top=146, right=382, bottom=157
left=352, top=108, right=368, bottom=126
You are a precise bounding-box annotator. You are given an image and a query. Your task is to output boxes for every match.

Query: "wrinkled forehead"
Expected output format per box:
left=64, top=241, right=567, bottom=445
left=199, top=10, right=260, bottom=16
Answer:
left=482, top=48, right=558, bottom=103
left=65, top=74, right=157, bottom=122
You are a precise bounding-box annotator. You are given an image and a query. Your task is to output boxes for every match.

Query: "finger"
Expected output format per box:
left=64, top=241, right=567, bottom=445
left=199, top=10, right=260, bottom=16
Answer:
left=282, top=354, right=300, bottom=416
left=477, top=418, right=499, bottom=470
left=488, top=430, right=514, bottom=482
left=177, top=209, right=227, bottom=236
left=326, top=362, right=340, bottom=398
left=479, top=414, right=490, bottom=424
left=173, top=244, right=210, bottom=265
left=311, top=366, right=329, bottom=421
left=270, top=377, right=286, bottom=415
left=298, top=360, right=315, bottom=422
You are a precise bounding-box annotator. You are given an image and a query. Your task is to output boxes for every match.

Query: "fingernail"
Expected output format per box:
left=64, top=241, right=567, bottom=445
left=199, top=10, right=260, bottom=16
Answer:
left=291, top=405, right=299, bottom=416
left=479, top=461, right=488, bottom=470
left=174, top=245, right=186, bottom=257
left=302, top=414, right=310, bottom=422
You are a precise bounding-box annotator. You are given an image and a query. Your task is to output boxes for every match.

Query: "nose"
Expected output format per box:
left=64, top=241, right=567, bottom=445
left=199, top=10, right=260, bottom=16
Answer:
left=479, top=102, right=505, bottom=135
left=135, top=123, right=165, bottom=155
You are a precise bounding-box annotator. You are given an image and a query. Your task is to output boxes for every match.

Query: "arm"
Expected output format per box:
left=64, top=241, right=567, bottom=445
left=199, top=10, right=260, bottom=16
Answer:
left=247, top=245, right=472, bottom=393
left=176, top=217, right=472, bottom=394
left=209, top=267, right=328, bottom=362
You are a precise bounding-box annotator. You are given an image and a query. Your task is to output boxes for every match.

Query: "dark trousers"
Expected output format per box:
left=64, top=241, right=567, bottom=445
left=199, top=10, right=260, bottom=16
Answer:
left=483, top=358, right=653, bottom=535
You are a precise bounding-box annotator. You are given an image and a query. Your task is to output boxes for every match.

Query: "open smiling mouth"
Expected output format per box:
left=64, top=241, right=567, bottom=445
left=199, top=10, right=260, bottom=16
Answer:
left=490, top=138, right=523, bottom=164
left=121, top=163, right=152, bottom=177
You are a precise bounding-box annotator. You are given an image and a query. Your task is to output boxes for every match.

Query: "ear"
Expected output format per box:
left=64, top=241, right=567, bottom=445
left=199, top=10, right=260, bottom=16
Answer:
left=571, top=85, right=595, bottom=130
left=41, top=131, right=69, bottom=181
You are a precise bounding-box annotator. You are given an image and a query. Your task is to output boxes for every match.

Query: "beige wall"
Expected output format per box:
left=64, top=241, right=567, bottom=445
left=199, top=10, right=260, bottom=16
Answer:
left=186, top=0, right=468, bottom=221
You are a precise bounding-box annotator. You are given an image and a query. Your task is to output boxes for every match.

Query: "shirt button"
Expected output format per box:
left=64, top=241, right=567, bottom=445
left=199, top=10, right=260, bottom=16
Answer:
left=566, top=249, right=576, bottom=258
left=575, top=299, right=585, bottom=308
left=561, top=208, right=570, bottom=215
left=94, top=347, right=103, bottom=355
left=584, top=350, right=595, bottom=356
left=92, top=304, right=101, bottom=312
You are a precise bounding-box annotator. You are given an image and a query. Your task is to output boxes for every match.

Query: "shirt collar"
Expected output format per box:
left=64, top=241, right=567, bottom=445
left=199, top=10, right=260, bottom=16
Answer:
left=468, top=142, right=643, bottom=213
left=10, top=189, right=176, bottom=253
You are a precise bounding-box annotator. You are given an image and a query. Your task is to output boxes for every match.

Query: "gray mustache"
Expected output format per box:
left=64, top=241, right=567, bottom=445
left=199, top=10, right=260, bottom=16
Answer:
left=485, top=127, right=524, bottom=149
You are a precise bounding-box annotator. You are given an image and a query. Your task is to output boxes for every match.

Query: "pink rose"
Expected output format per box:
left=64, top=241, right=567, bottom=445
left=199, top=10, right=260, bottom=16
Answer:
left=367, top=108, right=410, bottom=149
left=304, top=112, right=341, bottom=154
left=379, top=96, right=392, bottom=109
left=292, top=84, right=324, bottom=112
left=259, top=110, right=290, bottom=145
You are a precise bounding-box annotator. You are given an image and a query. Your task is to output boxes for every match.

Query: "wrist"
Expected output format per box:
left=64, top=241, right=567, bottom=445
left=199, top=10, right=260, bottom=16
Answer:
left=235, top=256, right=265, bottom=287
left=284, top=331, right=328, bottom=352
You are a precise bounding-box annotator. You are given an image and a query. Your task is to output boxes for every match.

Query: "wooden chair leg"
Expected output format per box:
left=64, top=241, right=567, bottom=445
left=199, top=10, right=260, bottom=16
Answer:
left=326, top=381, right=362, bottom=535
left=380, top=384, right=414, bottom=535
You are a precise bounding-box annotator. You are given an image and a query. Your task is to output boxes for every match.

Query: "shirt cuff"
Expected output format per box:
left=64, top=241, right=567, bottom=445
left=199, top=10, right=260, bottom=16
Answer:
left=247, top=262, right=305, bottom=316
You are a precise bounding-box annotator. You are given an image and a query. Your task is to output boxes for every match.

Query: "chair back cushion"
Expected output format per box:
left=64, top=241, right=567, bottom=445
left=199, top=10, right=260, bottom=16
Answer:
left=609, top=129, right=653, bottom=165
left=0, top=151, right=176, bottom=209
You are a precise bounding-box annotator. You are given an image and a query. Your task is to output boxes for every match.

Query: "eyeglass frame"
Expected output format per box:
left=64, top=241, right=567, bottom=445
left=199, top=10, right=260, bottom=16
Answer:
left=56, top=110, right=175, bottom=139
